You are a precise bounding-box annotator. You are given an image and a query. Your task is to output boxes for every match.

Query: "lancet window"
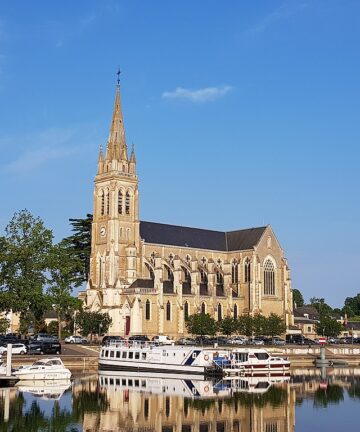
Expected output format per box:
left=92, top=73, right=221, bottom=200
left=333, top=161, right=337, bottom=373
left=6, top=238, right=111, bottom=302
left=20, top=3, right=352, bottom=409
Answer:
left=264, top=259, right=276, bottom=295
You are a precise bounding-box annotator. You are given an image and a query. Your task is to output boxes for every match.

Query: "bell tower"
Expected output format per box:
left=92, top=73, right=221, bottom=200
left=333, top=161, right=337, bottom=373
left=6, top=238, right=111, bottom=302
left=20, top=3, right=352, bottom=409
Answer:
left=89, top=74, right=140, bottom=294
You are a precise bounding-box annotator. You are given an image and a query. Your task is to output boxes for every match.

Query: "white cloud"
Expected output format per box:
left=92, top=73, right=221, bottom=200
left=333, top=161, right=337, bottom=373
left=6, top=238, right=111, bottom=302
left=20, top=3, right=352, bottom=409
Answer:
left=248, top=2, right=308, bottom=34
left=3, top=127, right=79, bottom=173
left=162, top=85, right=233, bottom=103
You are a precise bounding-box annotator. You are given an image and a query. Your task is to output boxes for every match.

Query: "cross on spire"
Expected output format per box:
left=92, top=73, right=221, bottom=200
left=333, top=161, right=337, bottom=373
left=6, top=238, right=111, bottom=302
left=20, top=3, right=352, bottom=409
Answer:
left=117, top=68, right=121, bottom=85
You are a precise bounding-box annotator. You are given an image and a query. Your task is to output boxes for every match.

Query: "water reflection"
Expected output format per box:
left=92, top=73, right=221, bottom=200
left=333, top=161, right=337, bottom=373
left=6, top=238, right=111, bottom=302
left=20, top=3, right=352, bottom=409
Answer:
left=0, top=369, right=359, bottom=431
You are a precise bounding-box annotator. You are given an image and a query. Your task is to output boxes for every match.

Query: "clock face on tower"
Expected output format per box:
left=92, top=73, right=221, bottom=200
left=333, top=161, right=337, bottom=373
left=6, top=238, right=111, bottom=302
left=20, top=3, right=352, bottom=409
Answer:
left=100, top=226, right=106, bottom=237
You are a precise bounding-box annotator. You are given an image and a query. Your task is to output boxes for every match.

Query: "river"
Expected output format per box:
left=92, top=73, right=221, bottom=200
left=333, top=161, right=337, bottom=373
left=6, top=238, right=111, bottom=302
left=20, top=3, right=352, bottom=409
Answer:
left=1, top=367, right=360, bottom=431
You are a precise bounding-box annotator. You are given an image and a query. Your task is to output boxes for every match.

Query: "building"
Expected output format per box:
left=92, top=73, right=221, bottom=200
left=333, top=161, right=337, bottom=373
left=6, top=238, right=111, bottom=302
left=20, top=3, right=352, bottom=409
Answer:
left=80, top=79, right=294, bottom=337
left=293, top=306, right=320, bottom=339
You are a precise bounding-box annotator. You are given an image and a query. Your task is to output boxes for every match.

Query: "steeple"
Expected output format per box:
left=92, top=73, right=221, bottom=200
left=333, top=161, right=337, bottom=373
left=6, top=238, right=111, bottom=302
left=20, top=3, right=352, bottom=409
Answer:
left=98, top=144, right=104, bottom=162
left=130, top=143, right=136, bottom=163
left=105, top=71, right=127, bottom=161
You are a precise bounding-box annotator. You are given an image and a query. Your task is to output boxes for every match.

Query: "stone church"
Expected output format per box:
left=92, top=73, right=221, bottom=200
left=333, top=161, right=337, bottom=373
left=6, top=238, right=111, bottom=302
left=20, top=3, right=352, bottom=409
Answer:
left=80, top=80, right=294, bottom=338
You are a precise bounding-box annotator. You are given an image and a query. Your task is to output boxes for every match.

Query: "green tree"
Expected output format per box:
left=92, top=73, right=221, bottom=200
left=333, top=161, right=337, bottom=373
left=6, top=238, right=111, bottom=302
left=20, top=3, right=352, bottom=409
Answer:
left=61, top=214, right=92, bottom=284
left=343, top=294, right=360, bottom=317
left=47, top=242, right=82, bottom=339
left=292, top=288, right=304, bottom=308
left=185, top=313, right=218, bottom=338
left=0, top=210, right=53, bottom=331
left=0, top=317, right=9, bottom=334
left=263, top=313, right=287, bottom=337
left=219, top=316, right=238, bottom=336
left=237, top=315, right=253, bottom=337
left=310, top=297, right=333, bottom=318
left=315, top=316, right=343, bottom=337
left=252, top=314, right=267, bottom=336
left=77, top=310, right=112, bottom=340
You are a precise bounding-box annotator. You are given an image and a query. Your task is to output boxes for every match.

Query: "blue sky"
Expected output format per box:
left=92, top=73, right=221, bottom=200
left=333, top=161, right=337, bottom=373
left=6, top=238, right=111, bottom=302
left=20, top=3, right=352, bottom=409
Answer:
left=0, top=0, right=359, bottom=307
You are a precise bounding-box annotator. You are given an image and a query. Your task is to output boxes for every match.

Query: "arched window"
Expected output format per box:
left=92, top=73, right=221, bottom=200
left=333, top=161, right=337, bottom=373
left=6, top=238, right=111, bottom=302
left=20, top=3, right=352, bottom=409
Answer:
left=125, top=191, right=130, bottom=215
left=100, top=191, right=105, bottom=216
left=201, top=302, right=206, bottom=314
left=98, top=257, right=102, bottom=285
left=163, top=265, right=174, bottom=294
left=145, top=300, right=151, bottom=320
left=216, top=271, right=224, bottom=296
left=232, top=260, right=239, bottom=284
left=234, top=304, right=238, bottom=320
left=244, top=258, right=251, bottom=283
left=106, top=191, right=110, bottom=215
left=264, top=259, right=275, bottom=295
left=184, top=301, right=189, bottom=320
left=182, top=267, right=191, bottom=295
left=200, top=269, right=208, bottom=295
left=118, top=191, right=123, bottom=214
left=166, top=301, right=171, bottom=321
left=217, top=303, right=222, bottom=321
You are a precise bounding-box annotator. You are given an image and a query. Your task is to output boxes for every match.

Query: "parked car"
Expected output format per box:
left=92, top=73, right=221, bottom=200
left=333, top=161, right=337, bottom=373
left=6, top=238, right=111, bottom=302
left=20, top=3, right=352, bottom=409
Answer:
left=176, top=337, right=196, bottom=346
left=152, top=335, right=174, bottom=345
left=128, top=335, right=150, bottom=343
left=102, top=336, right=124, bottom=346
left=272, top=337, right=286, bottom=346
left=64, top=335, right=88, bottom=344
left=28, top=341, right=61, bottom=355
left=194, top=337, right=213, bottom=346
left=251, top=337, right=265, bottom=345
left=32, top=334, right=59, bottom=343
left=229, top=337, right=248, bottom=345
left=0, top=343, right=27, bottom=355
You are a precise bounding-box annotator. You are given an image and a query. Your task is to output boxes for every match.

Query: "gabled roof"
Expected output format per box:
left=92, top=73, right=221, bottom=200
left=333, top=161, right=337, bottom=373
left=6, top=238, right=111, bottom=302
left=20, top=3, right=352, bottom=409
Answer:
left=294, top=306, right=320, bottom=321
left=140, top=221, right=267, bottom=252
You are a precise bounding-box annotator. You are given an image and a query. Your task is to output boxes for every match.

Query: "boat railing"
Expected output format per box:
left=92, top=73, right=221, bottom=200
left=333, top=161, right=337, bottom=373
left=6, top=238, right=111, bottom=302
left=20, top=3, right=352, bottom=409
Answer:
left=106, top=340, right=157, bottom=349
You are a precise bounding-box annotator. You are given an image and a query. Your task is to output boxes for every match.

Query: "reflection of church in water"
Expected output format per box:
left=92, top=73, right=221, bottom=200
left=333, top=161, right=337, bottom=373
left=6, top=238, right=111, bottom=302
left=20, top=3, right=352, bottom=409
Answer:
left=79, top=376, right=296, bottom=432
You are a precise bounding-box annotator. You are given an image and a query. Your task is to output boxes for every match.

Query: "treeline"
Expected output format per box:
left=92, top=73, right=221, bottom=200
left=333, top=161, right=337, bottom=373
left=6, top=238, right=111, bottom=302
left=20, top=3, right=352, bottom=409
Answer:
left=293, top=289, right=360, bottom=319
left=185, top=313, right=286, bottom=338
left=0, top=209, right=107, bottom=338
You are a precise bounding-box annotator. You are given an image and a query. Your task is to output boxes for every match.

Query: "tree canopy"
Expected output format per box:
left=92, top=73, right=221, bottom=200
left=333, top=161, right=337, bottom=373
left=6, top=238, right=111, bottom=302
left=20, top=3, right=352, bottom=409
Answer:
left=185, top=313, right=218, bottom=337
left=292, top=288, right=304, bottom=308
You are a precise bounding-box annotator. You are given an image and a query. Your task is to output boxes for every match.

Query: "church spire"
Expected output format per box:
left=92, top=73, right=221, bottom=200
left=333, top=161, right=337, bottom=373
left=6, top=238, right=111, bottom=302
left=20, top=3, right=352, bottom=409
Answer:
left=105, top=70, right=127, bottom=161
left=130, top=143, right=136, bottom=163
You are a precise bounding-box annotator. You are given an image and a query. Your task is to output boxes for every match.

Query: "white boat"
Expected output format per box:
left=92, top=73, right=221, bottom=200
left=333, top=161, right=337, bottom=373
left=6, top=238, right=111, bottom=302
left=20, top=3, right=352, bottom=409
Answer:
left=213, top=347, right=290, bottom=376
left=99, top=341, right=220, bottom=378
left=16, top=379, right=72, bottom=400
left=218, top=375, right=290, bottom=394
left=14, top=358, right=72, bottom=380
left=99, top=372, right=231, bottom=398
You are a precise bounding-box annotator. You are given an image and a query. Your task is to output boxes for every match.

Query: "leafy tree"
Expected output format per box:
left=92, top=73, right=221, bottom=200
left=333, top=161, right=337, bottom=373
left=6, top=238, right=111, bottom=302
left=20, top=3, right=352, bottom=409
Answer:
left=47, top=320, right=59, bottom=335
left=252, top=314, right=267, bottom=336
left=315, top=316, right=343, bottom=337
left=0, top=210, right=53, bottom=330
left=310, top=297, right=333, bottom=318
left=237, top=315, right=253, bottom=337
left=292, top=288, right=304, bottom=308
left=219, top=316, right=238, bottom=336
left=263, top=313, right=287, bottom=337
left=61, top=214, right=92, bottom=284
left=185, top=313, right=218, bottom=337
left=47, top=242, right=82, bottom=339
left=0, top=317, right=9, bottom=334
left=77, top=310, right=112, bottom=340
left=343, top=294, right=360, bottom=317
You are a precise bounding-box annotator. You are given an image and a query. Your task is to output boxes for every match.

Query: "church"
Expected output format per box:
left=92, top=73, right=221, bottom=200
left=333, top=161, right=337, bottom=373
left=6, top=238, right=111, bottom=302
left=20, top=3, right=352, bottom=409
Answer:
left=80, top=79, right=294, bottom=338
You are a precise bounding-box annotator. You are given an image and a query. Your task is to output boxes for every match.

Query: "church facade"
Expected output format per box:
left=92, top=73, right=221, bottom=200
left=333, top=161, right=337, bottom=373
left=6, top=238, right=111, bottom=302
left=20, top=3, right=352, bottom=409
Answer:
left=81, top=81, right=294, bottom=338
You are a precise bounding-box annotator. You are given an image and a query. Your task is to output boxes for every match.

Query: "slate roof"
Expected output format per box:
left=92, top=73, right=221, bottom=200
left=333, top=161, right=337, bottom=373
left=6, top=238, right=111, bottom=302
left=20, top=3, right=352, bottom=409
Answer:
left=294, top=306, right=320, bottom=321
left=139, top=221, right=267, bottom=252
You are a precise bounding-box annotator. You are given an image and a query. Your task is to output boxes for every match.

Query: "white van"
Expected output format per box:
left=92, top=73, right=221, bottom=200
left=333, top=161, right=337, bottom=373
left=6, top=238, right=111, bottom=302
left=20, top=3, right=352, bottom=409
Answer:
left=152, top=335, right=174, bottom=345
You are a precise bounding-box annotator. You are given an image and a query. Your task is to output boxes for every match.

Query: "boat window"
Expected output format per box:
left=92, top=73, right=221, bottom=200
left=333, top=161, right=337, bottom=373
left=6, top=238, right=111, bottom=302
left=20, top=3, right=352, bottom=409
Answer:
left=135, top=380, right=139, bottom=387
left=129, top=379, right=133, bottom=386
left=105, top=350, right=109, bottom=358
left=116, top=351, right=121, bottom=358
left=256, top=382, right=270, bottom=389
left=110, top=378, right=114, bottom=385
left=142, top=380, right=146, bottom=387
left=101, top=350, right=105, bottom=357
left=116, top=379, right=120, bottom=385
left=235, top=353, right=248, bottom=362
left=122, top=351, right=127, bottom=359
left=129, top=352, right=134, bottom=359
left=122, top=379, right=126, bottom=385
left=255, top=352, right=269, bottom=360
left=110, top=351, right=115, bottom=358
left=142, top=353, right=146, bottom=360
left=135, top=352, right=140, bottom=359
